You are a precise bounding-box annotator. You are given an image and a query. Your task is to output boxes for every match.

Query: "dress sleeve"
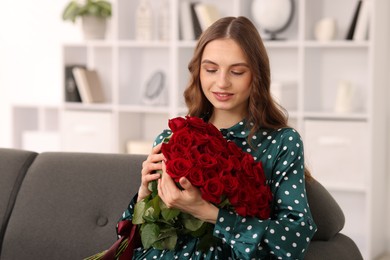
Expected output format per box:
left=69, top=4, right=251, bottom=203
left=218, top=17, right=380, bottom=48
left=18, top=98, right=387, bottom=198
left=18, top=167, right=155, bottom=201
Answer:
left=213, top=129, right=317, bottom=259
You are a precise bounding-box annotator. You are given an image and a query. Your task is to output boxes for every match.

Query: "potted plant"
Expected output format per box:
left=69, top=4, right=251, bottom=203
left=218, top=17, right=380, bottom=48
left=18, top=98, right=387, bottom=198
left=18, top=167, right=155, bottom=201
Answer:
left=62, top=0, right=112, bottom=40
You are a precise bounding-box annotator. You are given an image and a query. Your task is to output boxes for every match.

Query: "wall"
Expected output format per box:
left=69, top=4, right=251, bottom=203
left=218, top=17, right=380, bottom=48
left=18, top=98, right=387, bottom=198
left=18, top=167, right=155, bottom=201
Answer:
left=0, top=0, right=81, bottom=147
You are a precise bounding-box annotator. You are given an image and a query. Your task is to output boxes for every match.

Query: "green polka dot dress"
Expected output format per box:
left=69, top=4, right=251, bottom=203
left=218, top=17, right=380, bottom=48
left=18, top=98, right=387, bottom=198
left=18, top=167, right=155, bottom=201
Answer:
left=119, top=120, right=317, bottom=259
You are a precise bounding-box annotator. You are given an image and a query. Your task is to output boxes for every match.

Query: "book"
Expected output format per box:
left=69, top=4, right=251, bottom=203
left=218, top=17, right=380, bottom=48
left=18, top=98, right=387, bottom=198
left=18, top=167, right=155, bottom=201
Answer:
left=179, top=1, right=195, bottom=40
left=345, top=0, right=362, bottom=40
left=190, top=2, right=203, bottom=39
left=64, top=64, right=85, bottom=102
left=72, top=67, right=105, bottom=103
left=193, top=3, right=221, bottom=32
left=353, top=0, right=371, bottom=41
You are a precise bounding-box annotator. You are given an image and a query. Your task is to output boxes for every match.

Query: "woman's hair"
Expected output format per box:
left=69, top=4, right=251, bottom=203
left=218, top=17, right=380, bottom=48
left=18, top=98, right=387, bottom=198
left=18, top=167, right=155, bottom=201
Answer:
left=184, top=16, right=312, bottom=180
left=184, top=16, right=288, bottom=134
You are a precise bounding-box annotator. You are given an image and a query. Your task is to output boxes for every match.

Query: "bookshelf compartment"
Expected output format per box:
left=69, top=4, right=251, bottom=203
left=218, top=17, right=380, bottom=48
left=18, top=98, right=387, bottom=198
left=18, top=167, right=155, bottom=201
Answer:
left=303, top=47, right=368, bottom=113
left=117, top=111, right=169, bottom=153
left=267, top=47, right=299, bottom=82
left=117, top=47, right=170, bottom=106
left=63, top=46, right=87, bottom=66
left=90, top=46, right=114, bottom=104
left=304, top=0, right=358, bottom=41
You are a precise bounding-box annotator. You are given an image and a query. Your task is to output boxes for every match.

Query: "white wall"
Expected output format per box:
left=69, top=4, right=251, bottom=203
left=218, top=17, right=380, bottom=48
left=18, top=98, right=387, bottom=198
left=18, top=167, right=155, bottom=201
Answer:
left=0, top=0, right=81, bottom=147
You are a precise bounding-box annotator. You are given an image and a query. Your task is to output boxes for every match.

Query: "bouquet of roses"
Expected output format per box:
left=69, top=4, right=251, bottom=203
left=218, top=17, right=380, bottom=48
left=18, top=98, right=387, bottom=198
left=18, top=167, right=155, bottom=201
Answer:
left=132, top=116, right=272, bottom=250
left=84, top=116, right=272, bottom=259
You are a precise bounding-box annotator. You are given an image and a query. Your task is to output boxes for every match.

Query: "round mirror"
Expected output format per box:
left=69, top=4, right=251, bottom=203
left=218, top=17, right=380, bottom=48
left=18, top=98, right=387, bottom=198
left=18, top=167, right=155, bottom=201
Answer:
left=142, top=71, right=166, bottom=105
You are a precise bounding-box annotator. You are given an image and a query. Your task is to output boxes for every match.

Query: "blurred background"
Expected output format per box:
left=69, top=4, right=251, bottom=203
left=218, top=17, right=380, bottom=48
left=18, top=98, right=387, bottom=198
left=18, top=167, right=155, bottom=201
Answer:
left=0, top=0, right=389, bottom=259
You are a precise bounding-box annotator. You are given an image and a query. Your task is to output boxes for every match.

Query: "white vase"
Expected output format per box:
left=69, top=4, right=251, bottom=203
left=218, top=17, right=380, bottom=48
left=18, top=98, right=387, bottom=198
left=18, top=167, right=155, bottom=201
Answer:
left=314, top=18, right=337, bottom=41
left=81, top=16, right=107, bottom=40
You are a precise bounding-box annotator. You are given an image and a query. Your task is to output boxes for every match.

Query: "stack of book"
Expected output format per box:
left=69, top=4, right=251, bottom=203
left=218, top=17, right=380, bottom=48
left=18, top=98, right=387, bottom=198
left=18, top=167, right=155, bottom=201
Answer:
left=345, top=0, right=371, bottom=41
left=64, top=65, right=105, bottom=104
left=179, top=2, right=221, bottom=40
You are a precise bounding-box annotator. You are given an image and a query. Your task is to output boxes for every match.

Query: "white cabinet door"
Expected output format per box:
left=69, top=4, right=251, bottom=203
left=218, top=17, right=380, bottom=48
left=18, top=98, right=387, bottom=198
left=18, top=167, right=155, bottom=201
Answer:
left=303, top=120, right=369, bottom=188
left=61, top=111, right=113, bottom=153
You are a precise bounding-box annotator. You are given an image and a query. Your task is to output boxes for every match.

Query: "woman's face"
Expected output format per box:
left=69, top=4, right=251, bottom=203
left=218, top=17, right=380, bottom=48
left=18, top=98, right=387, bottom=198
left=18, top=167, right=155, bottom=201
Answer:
left=200, top=38, right=252, bottom=118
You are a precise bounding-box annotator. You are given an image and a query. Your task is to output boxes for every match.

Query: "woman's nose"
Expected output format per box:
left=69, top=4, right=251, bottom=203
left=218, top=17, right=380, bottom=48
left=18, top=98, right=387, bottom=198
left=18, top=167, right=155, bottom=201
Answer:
left=217, top=72, right=231, bottom=88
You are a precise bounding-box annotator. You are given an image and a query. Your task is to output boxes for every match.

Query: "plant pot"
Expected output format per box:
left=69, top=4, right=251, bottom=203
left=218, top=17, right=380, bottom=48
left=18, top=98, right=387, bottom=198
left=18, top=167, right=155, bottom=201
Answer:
left=81, top=16, right=107, bottom=40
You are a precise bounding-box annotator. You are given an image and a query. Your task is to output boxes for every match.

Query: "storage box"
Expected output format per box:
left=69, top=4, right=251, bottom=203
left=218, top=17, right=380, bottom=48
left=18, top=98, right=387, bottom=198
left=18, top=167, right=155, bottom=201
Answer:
left=61, top=111, right=113, bottom=153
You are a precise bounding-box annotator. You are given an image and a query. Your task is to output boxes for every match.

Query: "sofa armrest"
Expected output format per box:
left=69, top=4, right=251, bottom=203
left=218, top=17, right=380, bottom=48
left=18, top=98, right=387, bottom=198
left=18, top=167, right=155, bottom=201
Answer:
left=0, top=148, right=37, bottom=250
left=306, top=178, right=345, bottom=241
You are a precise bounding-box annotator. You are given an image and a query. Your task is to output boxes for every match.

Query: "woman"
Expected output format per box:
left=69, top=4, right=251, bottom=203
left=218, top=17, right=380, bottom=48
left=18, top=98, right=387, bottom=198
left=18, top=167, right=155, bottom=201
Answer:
left=121, top=16, right=317, bottom=259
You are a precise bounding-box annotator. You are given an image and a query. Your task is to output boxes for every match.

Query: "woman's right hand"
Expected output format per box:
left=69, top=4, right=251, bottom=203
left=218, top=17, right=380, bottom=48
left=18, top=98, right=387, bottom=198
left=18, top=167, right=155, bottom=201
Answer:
left=137, top=143, right=165, bottom=202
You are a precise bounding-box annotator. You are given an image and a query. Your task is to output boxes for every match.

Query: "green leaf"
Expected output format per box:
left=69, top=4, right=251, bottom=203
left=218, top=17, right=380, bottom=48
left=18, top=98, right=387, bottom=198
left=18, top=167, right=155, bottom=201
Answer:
left=189, top=222, right=209, bottom=237
left=141, top=223, right=160, bottom=249
left=159, top=198, right=181, bottom=221
left=161, top=207, right=180, bottom=221
left=181, top=213, right=205, bottom=232
left=132, top=200, right=146, bottom=225
left=154, top=229, right=178, bottom=250
left=143, top=195, right=163, bottom=222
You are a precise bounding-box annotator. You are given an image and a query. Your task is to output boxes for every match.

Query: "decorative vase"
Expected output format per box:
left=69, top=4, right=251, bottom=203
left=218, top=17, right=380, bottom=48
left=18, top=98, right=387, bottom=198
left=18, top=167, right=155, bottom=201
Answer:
left=314, top=18, right=337, bottom=41
left=81, top=16, right=107, bottom=40
left=251, top=0, right=295, bottom=40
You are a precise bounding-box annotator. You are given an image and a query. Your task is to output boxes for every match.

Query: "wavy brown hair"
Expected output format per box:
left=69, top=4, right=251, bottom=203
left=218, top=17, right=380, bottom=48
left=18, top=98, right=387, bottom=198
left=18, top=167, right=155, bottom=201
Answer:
left=183, top=16, right=312, bottom=180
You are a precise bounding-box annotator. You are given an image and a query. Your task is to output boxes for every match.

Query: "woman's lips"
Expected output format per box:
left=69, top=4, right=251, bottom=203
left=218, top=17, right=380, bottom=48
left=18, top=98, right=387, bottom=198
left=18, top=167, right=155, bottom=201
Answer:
left=213, top=92, right=233, bottom=101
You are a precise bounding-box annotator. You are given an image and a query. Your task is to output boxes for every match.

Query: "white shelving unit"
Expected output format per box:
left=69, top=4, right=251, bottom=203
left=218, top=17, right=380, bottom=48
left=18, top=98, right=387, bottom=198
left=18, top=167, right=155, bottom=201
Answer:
left=11, top=0, right=389, bottom=258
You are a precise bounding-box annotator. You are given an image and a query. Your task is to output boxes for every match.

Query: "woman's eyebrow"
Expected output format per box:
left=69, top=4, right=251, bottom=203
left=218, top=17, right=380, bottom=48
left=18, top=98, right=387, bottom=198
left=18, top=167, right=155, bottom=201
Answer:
left=201, top=59, right=249, bottom=67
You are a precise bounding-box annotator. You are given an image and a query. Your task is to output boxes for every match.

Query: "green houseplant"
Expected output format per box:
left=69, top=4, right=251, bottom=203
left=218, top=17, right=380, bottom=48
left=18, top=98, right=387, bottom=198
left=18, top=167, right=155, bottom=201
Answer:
left=62, top=0, right=112, bottom=39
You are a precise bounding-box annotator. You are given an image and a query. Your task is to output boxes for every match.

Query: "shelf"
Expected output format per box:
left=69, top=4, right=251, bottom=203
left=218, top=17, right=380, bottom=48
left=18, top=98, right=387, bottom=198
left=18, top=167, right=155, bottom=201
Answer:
left=303, top=41, right=370, bottom=48
left=303, top=112, right=368, bottom=121
left=63, top=102, right=114, bottom=112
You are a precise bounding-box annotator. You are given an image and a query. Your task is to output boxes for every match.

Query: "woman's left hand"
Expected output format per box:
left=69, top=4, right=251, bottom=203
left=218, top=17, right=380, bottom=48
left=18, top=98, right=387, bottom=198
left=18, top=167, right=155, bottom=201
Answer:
left=158, top=161, right=219, bottom=224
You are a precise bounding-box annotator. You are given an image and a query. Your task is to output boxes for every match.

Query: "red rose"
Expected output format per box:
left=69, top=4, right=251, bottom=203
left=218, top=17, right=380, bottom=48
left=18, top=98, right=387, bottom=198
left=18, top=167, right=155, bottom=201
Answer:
left=203, top=137, right=226, bottom=155
left=227, top=141, right=244, bottom=158
left=169, top=129, right=193, bottom=147
left=166, top=158, right=193, bottom=182
left=201, top=177, right=224, bottom=204
left=220, top=174, right=239, bottom=196
left=187, top=167, right=204, bottom=187
left=217, top=156, right=234, bottom=174
left=197, top=153, right=218, bottom=169
left=162, top=142, right=190, bottom=161
left=186, top=116, right=207, bottom=133
left=168, top=117, right=187, bottom=132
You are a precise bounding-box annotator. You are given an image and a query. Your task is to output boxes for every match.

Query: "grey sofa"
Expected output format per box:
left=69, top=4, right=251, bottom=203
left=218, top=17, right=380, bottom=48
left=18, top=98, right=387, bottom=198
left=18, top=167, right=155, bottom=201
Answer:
left=0, top=148, right=363, bottom=260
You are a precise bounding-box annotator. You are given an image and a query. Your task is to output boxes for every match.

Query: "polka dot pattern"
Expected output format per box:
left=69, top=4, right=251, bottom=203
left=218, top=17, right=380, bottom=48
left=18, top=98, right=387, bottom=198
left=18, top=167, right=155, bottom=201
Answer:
left=119, top=120, right=317, bottom=259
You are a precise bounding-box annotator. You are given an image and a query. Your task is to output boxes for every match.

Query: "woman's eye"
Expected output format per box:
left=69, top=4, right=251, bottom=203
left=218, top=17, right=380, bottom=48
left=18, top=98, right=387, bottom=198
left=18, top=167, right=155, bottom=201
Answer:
left=231, top=71, right=244, bottom=76
left=206, top=68, right=217, bottom=73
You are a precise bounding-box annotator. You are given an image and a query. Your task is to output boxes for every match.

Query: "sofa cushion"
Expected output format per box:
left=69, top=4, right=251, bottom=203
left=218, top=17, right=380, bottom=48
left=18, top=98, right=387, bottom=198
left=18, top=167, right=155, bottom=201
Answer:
left=0, top=148, right=37, bottom=251
left=305, top=233, right=363, bottom=260
left=306, top=178, right=345, bottom=241
left=1, top=152, right=145, bottom=260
